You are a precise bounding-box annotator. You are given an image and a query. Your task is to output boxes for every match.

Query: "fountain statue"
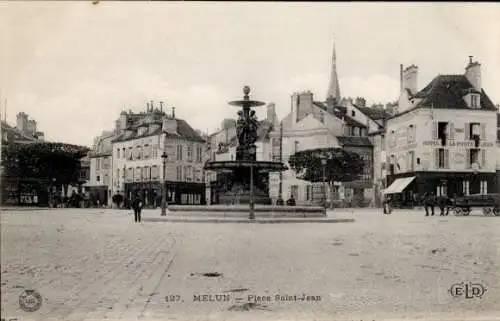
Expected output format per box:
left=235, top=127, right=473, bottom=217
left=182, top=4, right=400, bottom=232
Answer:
left=204, top=86, right=287, bottom=205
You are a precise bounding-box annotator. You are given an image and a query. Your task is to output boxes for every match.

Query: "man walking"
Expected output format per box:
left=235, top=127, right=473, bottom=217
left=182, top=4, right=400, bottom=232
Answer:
left=424, top=192, right=435, bottom=216
left=132, top=192, right=143, bottom=223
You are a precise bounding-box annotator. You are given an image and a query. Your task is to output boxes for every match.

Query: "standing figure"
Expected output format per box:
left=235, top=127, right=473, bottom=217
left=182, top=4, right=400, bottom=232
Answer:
left=383, top=195, right=392, bottom=214
left=424, top=192, right=435, bottom=216
left=438, top=193, right=449, bottom=216
left=132, top=192, right=143, bottom=223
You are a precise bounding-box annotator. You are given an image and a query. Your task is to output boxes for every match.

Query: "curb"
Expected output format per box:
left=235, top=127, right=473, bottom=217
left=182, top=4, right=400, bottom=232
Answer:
left=142, top=217, right=355, bottom=224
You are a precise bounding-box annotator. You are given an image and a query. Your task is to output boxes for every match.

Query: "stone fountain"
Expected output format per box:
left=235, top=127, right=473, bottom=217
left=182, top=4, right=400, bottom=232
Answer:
left=165, top=86, right=326, bottom=219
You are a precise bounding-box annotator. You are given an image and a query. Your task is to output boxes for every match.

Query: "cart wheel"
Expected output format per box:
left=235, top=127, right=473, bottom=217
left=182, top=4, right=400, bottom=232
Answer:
left=453, top=207, right=462, bottom=216
left=493, top=208, right=500, bottom=216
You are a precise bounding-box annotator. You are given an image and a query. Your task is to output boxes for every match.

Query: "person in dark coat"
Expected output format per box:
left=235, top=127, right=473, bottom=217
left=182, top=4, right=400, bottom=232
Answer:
left=132, top=193, right=143, bottom=223
left=424, top=192, right=435, bottom=216
left=383, top=195, right=392, bottom=214
left=438, top=193, right=449, bottom=216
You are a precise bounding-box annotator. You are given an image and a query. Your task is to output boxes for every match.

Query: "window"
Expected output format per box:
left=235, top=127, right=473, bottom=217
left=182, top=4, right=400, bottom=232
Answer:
left=104, top=174, right=109, bottom=185
left=291, top=185, right=298, bottom=200
left=116, top=169, right=120, bottom=181
left=122, top=148, right=125, bottom=159
left=136, top=146, right=142, bottom=160
left=128, top=147, right=133, bottom=160
left=294, top=141, right=299, bottom=154
left=117, top=148, right=120, bottom=158
left=96, top=175, right=100, bottom=182
left=305, top=185, right=312, bottom=201
left=480, top=181, right=488, bottom=194
left=407, top=125, right=416, bottom=144
left=351, top=110, right=356, bottom=117
left=435, top=148, right=449, bottom=169
left=187, top=145, right=193, bottom=161
left=152, top=165, right=158, bottom=179
left=471, top=94, right=480, bottom=108
left=127, top=167, right=134, bottom=181
left=143, top=166, right=149, bottom=180
left=143, top=144, right=150, bottom=159
left=390, top=130, right=396, bottom=148
left=381, top=134, right=386, bottom=150
left=462, top=180, right=470, bottom=196
left=407, top=151, right=415, bottom=172
left=468, top=122, right=480, bottom=141
left=96, top=158, right=101, bottom=170
left=176, top=166, right=182, bottom=181
left=437, top=122, right=448, bottom=146
left=183, top=166, right=190, bottom=181
left=177, top=145, right=183, bottom=161
left=416, top=157, right=421, bottom=165
left=469, top=148, right=480, bottom=168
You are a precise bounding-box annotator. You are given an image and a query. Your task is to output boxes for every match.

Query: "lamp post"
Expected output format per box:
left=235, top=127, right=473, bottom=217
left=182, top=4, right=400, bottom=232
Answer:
left=249, top=144, right=256, bottom=220
left=161, top=152, right=168, bottom=216
left=321, top=156, right=327, bottom=208
left=277, top=120, right=284, bottom=206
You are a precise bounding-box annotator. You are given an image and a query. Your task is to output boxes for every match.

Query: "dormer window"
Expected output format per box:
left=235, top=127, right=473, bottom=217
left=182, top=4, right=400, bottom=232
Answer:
left=351, top=110, right=356, bottom=117
left=471, top=94, right=480, bottom=108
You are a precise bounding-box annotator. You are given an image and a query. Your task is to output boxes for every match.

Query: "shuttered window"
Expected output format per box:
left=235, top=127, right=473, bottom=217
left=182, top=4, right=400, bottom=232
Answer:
left=480, top=124, right=486, bottom=140
left=449, top=122, right=455, bottom=140
left=432, top=121, right=438, bottom=140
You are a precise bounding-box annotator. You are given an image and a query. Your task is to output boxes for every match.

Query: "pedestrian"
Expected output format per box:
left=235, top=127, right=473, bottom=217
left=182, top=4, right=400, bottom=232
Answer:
left=132, top=193, right=143, bottom=223
left=383, top=195, right=392, bottom=214
left=438, top=193, right=450, bottom=216
left=424, top=192, right=435, bottom=216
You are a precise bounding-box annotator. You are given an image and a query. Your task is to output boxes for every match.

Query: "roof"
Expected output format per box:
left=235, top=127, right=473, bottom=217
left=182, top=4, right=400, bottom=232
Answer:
left=1, top=121, right=38, bottom=144
left=313, top=102, right=367, bottom=128
left=336, top=136, right=373, bottom=147
left=392, top=75, right=497, bottom=119
left=113, top=118, right=205, bottom=143
left=368, top=128, right=386, bottom=136
left=357, top=106, right=391, bottom=120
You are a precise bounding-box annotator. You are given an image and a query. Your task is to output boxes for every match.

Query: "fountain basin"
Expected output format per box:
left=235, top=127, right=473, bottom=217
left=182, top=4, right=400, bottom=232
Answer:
left=166, top=204, right=326, bottom=218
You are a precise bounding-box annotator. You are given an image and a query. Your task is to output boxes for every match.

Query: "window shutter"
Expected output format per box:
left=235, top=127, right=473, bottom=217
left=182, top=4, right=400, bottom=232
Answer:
left=480, top=124, right=486, bottom=140
left=444, top=149, right=450, bottom=169
left=435, top=149, right=439, bottom=169
left=465, top=123, right=470, bottom=140
left=465, top=150, right=470, bottom=169
left=481, top=149, right=486, bottom=168
left=449, top=123, right=455, bottom=140
left=432, top=122, right=438, bottom=140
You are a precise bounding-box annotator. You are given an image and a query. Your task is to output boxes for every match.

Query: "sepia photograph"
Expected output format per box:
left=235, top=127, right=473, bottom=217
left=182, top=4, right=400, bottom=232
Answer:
left=1, top=2, right=499, bottom=320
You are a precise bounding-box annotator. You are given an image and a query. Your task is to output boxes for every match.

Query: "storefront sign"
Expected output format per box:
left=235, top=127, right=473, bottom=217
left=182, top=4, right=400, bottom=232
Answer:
left=423, top=140, right=494, bottom=148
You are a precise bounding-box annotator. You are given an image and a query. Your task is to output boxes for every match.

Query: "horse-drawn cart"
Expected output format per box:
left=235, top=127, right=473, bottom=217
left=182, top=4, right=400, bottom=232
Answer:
left=452, top=193, right=500, bottom=216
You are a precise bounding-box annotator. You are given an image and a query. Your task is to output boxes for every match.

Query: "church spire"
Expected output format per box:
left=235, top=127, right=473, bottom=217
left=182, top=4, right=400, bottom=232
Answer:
left=326, top=38, right=341, bottom=102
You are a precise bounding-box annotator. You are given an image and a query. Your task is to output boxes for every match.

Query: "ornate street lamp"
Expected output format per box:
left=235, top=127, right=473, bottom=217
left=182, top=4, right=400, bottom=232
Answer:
left=320, top=156, right=327, bottom=208
left=161, top=152, right=168, bottom=216
left=249, top=144, right=256, bottom=220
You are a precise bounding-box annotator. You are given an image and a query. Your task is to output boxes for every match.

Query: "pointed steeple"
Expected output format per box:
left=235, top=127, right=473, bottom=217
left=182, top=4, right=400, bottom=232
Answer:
left=326, top=37, right=341, bottom=102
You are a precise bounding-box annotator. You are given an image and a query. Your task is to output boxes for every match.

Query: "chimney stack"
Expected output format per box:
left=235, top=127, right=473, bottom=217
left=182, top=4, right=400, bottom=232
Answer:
left=147, top=102, right=150, bottom=112
left=400, top=64, right=404, bottom=91
left=465, top=56, right=482, bottom=91
left=402, top=64, right=418, bottom=95
left=172, top=107, right=176, bottom=118
left=150, top=100, right=154, bottom=112
left=160, top=101, right=164, bottom=113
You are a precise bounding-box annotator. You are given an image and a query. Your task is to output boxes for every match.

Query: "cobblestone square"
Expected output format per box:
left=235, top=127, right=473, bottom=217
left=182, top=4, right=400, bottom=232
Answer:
left=1, top=208, right=499, bottom=321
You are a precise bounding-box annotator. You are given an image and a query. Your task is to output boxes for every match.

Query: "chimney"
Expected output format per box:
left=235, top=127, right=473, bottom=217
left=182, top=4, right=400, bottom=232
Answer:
left=399, top=64, right=404, bottom=91
left=160, top=101, right=164, bottom=113
left=326, top=96, right=335, bottom=114
left=402, top=64, right=418, bottom=95
left=266, top=103, right=277, bottom=125
left=16, top=112, right=27, bottom=132
left=147, top=102, right=150, bottom=112
left=465, top=56, right=481, bottom=91
left=150, top=100, right=154, bottom=112
left=295, top=91, right=314, bottom=122
left=171, top=107, right=176, bottom=118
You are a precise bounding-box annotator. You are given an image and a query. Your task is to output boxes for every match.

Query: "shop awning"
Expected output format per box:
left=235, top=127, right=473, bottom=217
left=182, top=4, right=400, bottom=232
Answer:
left=383, top=176, right=416, bottom=194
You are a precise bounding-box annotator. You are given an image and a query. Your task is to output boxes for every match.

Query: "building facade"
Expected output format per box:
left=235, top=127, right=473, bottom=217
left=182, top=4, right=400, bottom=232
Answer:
left=110, top=105, right=206, bottom=207
left=87, top=131, right=115, bottom=205
left=384, top=58, right=498, bottom=205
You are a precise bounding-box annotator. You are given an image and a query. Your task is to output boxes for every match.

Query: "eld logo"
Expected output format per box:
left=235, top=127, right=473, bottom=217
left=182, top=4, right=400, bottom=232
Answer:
left=449, top=282, right=486, bottom=299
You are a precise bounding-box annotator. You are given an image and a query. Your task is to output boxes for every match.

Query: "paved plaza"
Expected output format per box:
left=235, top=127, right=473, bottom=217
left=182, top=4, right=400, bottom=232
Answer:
left=1, top=208, right=499, bottom=321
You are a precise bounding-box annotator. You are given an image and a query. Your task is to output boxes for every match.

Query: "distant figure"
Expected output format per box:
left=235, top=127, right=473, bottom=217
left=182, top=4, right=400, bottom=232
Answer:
left=438, top=193, right=449, bottom=216
left=424, top=192, right=436, bottom=216
left=132, top=193, right=143, bottom=223
left=383, top=195, right=392, bottom=214
left=286, top=195, right=296, bottom=206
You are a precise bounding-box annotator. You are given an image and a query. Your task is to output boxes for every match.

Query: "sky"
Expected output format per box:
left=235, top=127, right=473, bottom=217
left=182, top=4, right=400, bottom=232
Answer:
left=1, top=2, right=499, bottom=147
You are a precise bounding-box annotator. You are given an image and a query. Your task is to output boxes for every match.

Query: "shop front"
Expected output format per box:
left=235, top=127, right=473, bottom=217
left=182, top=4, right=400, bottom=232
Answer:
left=124, top=181, right=206, bottom=207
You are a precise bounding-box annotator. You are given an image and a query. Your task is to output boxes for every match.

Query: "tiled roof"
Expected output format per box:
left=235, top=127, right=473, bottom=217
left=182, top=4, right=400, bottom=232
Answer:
left=357, top=106, right=391, bottom=120
left=414, top=75, right=497, bottom=111
left=113, top=119, right=205, bottom=143
left=313, top=102, right=367, bottom=128
left=336, top=136, right=373, bottom=147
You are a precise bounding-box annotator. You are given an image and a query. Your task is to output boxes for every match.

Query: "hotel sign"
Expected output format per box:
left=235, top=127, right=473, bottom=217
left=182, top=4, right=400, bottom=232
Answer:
left=423, top=140, right=494, bottom=148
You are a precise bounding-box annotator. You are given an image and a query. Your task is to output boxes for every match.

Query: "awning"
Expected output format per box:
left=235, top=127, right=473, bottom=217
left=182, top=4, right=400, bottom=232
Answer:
left=383, top=176, right=416, bottom=194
